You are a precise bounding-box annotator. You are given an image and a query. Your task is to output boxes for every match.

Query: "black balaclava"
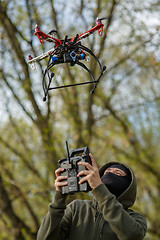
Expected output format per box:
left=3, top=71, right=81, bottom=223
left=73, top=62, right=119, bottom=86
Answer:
left=101, top=164, right=131, bottom=198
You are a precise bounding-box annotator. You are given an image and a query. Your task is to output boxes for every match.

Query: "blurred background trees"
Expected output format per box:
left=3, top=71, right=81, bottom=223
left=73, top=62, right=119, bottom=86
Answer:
left=0, top=0, right=160, bottom=239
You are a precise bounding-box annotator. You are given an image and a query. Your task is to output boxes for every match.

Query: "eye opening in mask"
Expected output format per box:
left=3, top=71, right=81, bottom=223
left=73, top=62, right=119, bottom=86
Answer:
left=104, top=167, right=126, bottom=177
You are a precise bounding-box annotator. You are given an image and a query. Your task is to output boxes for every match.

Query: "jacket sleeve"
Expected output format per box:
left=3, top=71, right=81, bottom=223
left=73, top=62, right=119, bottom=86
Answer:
left=37, top=191, right=71, bottom=240
left=92, top=183, right=147, bottom=240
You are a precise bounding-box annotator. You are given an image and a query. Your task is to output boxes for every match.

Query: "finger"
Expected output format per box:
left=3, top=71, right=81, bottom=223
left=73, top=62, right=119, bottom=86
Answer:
left=55, top=168, right=65, bottom=177
left=78, top=176, right=89, bottom=184
left=78, top=161, right=93, bottom=170
left=89, top=153, right=98, bottom=167
left=77, top=170, right=90, bottom=177
left=55, top=180, right=68, bottom=187
left=54, top=180, right=67, bottom=191
left=56, top=175, right=67, bottom=182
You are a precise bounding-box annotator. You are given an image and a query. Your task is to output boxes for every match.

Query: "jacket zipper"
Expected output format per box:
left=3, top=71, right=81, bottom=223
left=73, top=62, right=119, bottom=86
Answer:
left=93, top=211, right=103, bottom=240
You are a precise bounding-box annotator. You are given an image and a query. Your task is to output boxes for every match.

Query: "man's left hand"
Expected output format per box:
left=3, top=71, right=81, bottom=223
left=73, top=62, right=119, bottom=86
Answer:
left=77, top=153, right=102, bottom=190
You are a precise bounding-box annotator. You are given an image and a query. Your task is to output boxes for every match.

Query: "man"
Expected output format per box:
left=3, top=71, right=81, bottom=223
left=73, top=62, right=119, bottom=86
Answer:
left=37, top=153, right=147, bottom=240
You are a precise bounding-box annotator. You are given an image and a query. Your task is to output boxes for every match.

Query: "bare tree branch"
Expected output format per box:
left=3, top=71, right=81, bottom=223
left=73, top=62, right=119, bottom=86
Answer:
left=0, top=136, right=42, bottom=179
left=0, top=172, right=37, bottom=239
left=97, top=0, right=118, bottom=59
left=0, top=69, right=35, bottom=122
left=49, top=0, right=61, bottom=39
left=0, top=7, right=43, bottom=122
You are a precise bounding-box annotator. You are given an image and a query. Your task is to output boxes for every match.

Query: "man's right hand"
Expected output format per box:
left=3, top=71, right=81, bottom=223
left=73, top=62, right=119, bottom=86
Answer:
left=54, top=168, right=68, bottom=192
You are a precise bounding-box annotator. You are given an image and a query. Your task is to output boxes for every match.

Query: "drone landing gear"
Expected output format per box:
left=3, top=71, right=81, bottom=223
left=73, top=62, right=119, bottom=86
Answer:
left=42, top=41, right=106, bottom=101
left=42, top=63, right=106, bottom=102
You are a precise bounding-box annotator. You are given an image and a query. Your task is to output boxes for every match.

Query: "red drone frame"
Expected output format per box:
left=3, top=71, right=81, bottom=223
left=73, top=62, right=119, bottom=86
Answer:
left=28, top=18, right=107, bottom=101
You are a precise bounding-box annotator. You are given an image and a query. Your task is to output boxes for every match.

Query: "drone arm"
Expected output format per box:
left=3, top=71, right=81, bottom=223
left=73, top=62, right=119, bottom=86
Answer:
left=98, top=25, right=103, bottom=36
left=35, top=31, right=62, bottom=46
left=34, top=25, right=62, bottom=46
left=28, top=48, right=56, bottom=64
left=78, top=23, right=104, bottom=41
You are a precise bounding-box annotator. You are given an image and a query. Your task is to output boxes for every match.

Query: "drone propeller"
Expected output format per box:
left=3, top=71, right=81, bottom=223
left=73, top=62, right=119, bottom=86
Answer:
left=97, top=17, right=108, bottom=21
left=48, top=29, right=57, bottom=35
left=64, top=35, right=69, bottom=43
left=73, top=34, right=79, bottom=43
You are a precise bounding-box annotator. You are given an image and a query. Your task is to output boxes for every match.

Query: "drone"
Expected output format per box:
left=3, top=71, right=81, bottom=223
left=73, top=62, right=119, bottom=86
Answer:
left=28, top=18, right=107, bottom=101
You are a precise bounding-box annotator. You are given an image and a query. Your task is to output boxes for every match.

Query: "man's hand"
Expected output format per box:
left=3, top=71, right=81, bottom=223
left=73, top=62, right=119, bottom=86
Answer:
left=54, top=168, right=67, bottom=192
left=77, top=153, right=102, bottom=190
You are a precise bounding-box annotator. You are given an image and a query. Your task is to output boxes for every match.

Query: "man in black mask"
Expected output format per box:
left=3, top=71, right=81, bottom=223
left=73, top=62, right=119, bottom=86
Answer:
left=100, top=163, right=132, bottom=198
left=37, top=154, right=147, bottom=240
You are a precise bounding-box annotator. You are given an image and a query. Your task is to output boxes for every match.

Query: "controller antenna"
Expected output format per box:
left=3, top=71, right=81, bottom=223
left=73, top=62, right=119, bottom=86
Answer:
left=66, top=141, right=71, bottom=164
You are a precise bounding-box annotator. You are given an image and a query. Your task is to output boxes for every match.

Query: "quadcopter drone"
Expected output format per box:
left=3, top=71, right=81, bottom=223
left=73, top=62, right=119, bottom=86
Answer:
left=28, top=18, right=107, bottom=101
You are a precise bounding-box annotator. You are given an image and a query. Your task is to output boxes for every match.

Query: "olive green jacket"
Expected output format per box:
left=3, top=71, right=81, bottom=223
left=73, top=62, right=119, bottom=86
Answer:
left=37, top=162, right=147, bottom=240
